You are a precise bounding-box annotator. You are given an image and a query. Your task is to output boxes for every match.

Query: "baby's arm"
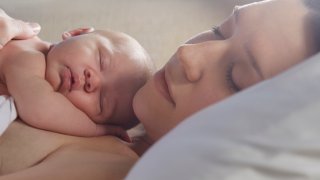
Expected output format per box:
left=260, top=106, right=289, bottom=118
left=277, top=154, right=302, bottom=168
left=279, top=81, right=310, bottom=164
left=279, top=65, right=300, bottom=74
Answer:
left=3, top=51, right=117, bottom=137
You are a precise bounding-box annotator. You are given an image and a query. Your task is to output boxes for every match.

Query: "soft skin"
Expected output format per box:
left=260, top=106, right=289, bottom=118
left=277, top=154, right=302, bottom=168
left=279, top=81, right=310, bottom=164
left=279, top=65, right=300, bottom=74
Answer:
left=45, top=29, right=152, bottom=129
left=0, top=28, right=152, bottom=137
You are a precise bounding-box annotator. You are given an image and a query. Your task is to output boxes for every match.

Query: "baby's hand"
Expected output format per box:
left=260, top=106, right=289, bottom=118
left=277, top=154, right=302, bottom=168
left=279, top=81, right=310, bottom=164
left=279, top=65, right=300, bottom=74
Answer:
left=95, top=124, right=131, bottom=142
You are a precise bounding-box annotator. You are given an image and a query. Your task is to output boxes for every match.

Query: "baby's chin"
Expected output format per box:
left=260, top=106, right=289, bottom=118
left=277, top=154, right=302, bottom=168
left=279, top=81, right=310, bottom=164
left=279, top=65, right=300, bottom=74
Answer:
left=44, top=72, right=60, bottom=92
left=44, top=64, right=61, bottom=92
left=44, top=45, right=59, bottom=90
left=45, top=44, right=56, bottom=58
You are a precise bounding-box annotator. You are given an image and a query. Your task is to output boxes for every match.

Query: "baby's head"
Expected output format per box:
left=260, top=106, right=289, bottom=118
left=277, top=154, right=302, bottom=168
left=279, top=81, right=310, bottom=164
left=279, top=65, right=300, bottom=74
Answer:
left=45, top=28, right=155, bottom=130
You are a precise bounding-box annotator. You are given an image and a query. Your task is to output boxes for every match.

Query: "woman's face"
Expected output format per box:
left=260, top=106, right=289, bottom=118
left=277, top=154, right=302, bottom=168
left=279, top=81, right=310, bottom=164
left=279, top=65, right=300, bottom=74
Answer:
left=133, top=0, right=318, bottom=141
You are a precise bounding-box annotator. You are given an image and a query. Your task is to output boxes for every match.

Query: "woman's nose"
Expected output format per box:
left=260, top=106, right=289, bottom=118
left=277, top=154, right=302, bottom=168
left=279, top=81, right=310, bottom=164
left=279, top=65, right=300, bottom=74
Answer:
left=176, top=43, right=207, bottom=82
left=84, top=68, right=101, bottom=93
left=176, top=41, right=226, bottom=82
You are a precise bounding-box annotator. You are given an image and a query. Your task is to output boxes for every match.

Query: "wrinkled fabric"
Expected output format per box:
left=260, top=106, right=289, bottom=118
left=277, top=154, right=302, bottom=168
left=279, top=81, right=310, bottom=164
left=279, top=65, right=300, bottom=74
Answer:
left=0, top=95, right=16, bottom=135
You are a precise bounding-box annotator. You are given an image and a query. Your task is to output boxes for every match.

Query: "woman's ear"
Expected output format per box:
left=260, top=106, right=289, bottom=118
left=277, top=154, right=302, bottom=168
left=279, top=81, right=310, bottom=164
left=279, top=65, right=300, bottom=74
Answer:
left=61, top=27, right=95, bottom=40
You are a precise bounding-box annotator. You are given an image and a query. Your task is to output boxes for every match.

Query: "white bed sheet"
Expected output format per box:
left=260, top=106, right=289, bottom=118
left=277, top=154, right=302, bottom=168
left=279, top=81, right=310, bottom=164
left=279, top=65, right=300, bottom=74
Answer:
left=0, top=95, right=16, bottom=135
left=126, top=52, right=320, bottom=180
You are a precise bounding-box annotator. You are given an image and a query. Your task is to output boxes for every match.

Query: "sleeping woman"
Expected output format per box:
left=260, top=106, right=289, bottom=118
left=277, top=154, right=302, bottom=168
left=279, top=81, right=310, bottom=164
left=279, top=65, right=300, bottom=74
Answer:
left=0, top=0, right=319, bottom=179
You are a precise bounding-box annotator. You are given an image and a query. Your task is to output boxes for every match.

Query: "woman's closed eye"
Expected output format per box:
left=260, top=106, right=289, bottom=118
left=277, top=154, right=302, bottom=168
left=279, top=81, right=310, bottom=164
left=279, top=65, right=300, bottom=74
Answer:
left=213, top=26, right=241, bottom=92
left=226, top=62, right=240, bottom=92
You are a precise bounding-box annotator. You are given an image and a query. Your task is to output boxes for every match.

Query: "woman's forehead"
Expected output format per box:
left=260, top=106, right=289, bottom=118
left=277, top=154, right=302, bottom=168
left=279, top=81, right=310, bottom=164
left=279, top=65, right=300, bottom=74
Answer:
left=184, top=1, right=270, bottom=44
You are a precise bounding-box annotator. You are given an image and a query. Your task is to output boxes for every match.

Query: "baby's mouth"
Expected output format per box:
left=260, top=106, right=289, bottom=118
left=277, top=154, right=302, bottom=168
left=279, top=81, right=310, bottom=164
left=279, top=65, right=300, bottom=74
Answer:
left=71, top=72, right=82, bottom=91
left=58, top=67, right=72, bottom=94
left=71, top=76, right=75, bottom=87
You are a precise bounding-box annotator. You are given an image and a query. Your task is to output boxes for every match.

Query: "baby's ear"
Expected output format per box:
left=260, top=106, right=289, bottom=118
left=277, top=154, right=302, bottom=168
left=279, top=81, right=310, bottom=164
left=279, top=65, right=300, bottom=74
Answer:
left=61, top=27, right=94, bottom=40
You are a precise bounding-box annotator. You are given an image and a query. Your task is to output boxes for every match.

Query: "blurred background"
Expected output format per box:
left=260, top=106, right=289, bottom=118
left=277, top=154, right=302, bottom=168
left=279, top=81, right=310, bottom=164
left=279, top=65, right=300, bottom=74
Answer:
left=0, top=0, right=257, bottom=68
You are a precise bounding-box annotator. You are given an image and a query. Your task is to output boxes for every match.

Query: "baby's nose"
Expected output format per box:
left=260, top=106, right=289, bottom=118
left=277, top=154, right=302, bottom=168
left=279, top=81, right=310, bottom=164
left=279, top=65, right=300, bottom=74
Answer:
left=84, top=68, right=100, bottom=93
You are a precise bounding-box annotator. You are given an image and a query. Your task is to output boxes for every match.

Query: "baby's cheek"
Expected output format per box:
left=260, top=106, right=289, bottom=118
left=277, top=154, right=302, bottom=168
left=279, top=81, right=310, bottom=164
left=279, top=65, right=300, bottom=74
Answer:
left=66, top=92, right=96, bottom=116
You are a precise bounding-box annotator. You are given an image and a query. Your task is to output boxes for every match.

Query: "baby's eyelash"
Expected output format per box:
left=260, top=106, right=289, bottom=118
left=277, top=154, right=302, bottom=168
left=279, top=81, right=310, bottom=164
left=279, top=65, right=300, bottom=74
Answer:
left=99, top=97, right=103, bottom=113
left=99, top=90, right=104, bottom=115
left=99, top=50, right=103, bottom=71
left=226, top=62, right=241, bottom=92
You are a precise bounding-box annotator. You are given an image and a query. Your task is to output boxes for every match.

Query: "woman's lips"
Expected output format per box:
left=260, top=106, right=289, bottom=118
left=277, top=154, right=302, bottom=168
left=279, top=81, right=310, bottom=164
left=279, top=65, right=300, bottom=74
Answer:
left=154, top=68, right=175, bottom=105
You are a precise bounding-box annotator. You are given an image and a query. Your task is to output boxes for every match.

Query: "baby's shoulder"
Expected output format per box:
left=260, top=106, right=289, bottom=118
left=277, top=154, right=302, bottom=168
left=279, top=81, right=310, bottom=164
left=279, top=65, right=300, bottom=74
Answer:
left=0, top=37, right=49, bottom=63
left=2, top=38, right=46, bottom=58
left=4, top=36, right=49, bottom=53
left=1, top=47, right=45, bottom=73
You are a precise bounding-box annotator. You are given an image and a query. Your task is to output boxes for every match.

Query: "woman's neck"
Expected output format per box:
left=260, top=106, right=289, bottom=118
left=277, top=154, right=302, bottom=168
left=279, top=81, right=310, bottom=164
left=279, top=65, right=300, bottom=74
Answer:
left=130, top=134, right=154, bottom=156
left=128, top=124, right=154, bottom=156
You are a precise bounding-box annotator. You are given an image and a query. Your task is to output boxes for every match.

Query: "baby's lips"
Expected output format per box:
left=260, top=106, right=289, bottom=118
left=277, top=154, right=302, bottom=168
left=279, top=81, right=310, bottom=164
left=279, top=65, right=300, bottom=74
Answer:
left=58, top=67, right=72, bottom=94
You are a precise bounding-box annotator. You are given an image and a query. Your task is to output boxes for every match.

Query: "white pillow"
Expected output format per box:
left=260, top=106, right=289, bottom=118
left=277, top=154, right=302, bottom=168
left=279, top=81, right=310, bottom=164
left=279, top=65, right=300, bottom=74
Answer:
left=126, top=52, right=320, bottom=180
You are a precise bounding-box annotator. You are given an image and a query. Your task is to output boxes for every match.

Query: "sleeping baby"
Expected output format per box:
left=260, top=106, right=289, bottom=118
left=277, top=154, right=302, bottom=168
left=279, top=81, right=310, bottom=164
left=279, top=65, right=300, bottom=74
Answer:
left=0, top=27, right=154, bottom=140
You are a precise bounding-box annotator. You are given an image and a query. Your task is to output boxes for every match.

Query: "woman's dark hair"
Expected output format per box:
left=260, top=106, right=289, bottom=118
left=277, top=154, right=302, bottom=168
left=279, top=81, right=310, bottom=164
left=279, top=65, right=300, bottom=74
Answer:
left=304, top=0, right=320, bottom=50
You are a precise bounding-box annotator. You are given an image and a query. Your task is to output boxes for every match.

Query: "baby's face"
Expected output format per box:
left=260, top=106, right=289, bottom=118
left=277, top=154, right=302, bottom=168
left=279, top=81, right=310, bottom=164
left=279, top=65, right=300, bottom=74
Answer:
left=45, top=30, right=153, bottom=129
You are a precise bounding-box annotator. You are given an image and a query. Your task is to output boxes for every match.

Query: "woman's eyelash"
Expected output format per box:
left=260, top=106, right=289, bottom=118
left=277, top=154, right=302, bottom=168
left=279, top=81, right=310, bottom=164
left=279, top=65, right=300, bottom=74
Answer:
left=226, top=62, right=241, bottom=92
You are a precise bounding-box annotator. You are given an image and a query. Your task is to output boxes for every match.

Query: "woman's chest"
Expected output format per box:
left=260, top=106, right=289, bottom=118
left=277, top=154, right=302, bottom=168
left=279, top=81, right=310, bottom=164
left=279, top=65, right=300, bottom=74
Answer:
left=0, top=122, right=71, bottom=175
